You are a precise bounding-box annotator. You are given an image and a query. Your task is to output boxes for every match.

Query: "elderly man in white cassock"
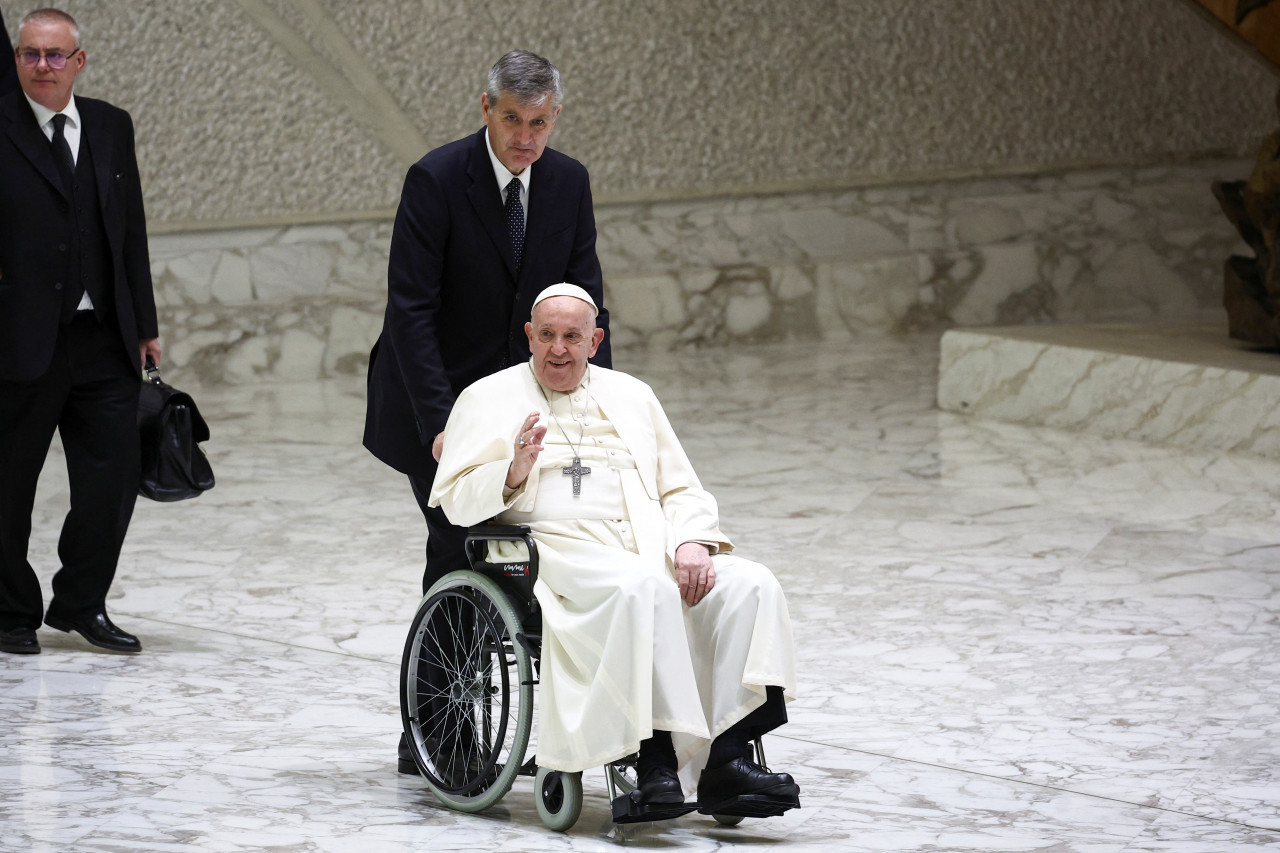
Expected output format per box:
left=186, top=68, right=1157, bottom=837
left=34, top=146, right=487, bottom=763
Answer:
left=429, top=283, right=799, bottom=815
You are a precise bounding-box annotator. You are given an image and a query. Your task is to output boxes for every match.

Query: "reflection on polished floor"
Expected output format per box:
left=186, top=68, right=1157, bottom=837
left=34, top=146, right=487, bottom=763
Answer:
left=4, top=333, right=1280, bottom=852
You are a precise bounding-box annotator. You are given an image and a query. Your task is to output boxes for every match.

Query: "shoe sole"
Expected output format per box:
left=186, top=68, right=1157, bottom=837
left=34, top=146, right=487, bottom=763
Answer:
left=44, top=616, right=140, bottom=653
left=0, top=644, right=40, bottom=655
left=611, top=793, right=698, bottom=824
left=698, top=792, right=801, bottom=818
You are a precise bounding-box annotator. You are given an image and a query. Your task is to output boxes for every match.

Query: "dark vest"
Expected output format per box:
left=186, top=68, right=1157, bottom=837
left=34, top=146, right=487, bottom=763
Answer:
left=61, top=131, right=112, bottom=323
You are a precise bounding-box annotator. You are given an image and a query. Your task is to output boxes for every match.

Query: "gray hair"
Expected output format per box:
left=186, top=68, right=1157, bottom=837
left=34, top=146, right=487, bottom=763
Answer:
left=20, top=8, right=81, bottom=49
left=486, top=50, right=563, bottom=109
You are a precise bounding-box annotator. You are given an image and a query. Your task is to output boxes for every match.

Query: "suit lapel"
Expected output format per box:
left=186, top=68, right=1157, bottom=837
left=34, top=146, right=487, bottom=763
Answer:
left=1, top=91, right=68, bottom=199
left=78, top=103, right=114, bottom=211
left=78, top=101, right=121, bottom=255
left=464, top=129, right=519, bottom=283
left=523, top=157, right=561, bottom=280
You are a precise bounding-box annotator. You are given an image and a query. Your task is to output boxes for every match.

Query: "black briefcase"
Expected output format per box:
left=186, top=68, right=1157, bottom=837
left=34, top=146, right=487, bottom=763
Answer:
left=137, top=361, right=214, bottom=502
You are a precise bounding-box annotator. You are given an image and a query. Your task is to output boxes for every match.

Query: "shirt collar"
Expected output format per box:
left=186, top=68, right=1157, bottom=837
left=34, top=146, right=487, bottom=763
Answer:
left=24, top=92, right=80, bottom=132
left=484, top=127, right=531, bottom=197
left=527, top=359, right=591, bottom=397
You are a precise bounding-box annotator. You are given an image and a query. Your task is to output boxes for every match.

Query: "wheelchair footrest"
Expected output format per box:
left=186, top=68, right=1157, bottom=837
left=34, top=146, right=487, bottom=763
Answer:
left=611, top=791, right=699, bottom=824
left=697, top=792, right=801, bottom=818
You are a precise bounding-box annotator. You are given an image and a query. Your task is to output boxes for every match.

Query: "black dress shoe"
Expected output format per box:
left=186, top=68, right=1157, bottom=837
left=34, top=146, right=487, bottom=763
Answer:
left=397, top=734, right=420, bottom=775
left=697, top=757, right=800, bottom=806
left=637, top=764, right=684, bottom=805
left=0, top=627, right=40, bottom=655
left=45, top=610, right=141, bottom=653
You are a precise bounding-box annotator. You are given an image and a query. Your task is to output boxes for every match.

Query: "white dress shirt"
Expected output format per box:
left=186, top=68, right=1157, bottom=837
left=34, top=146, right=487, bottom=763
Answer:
left=484, top=127, right=529, bottom=229
left=24, top=92, right=81, bottom=163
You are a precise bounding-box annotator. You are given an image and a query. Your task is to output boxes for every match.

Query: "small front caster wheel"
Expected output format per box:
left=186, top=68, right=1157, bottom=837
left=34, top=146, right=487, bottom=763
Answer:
left=534, top=767, right=583, bottom=832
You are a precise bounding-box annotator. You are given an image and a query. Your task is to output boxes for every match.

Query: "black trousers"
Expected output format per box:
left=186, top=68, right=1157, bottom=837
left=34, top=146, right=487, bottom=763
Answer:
left=644, top=685, right=789, bottom=770
left=0, top=313, right=140, bottom=630
left=408, top=473, right=469, bottom=593
left=403, top=474, right=473, bottom=758
left=727, top=684, right=789, bottom=741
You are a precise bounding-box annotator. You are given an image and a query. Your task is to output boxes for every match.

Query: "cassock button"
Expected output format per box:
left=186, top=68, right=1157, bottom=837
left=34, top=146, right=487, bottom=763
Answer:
left=58, top=243, right=67, bottom=252
left=54, top=282, right=63, bottom=290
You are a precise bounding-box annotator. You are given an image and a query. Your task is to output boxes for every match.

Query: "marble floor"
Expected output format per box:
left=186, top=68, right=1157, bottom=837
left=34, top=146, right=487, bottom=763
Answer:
left=4, top=333, right=1280, bottom=852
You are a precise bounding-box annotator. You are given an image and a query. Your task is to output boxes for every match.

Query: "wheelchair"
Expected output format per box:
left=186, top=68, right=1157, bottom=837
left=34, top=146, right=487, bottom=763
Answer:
left=399, top=524, right=793, bottom=831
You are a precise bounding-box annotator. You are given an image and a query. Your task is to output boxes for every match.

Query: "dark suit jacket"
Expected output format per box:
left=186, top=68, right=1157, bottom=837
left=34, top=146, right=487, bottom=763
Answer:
left=0, top=89, right=157, bottom=381
left=0, top=18, right=15, bottom=98
left=364, top=127, right=608, bottom=478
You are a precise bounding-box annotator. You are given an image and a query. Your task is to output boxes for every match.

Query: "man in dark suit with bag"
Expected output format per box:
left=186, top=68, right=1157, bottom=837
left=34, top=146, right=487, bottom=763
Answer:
left=0, top=8, right=160, bottom=655
left=363, top=49, right=609, bottom=773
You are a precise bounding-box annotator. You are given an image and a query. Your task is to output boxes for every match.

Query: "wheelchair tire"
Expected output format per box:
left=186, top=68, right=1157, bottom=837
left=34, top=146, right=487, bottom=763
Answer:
left=534, top=767, right=583, bottom=832
left=401, top=570, right=534, bottom=813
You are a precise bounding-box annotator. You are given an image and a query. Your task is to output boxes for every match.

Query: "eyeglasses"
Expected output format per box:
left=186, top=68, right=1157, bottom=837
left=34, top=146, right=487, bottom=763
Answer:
left=16, top=48, right=81, bottom=70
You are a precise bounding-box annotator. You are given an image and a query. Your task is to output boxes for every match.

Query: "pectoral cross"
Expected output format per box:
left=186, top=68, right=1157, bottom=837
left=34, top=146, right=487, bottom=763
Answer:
left=562, top=456, right=591, bottom=496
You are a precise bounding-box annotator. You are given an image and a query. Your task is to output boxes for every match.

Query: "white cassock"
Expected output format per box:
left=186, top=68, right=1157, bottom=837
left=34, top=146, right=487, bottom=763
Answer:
left=429, top=362, right=797, bottom=776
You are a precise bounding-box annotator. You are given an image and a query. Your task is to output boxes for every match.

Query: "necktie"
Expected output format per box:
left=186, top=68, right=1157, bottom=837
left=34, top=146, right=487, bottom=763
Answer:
left=505, top=177, right=524, bottom=272
left=50, top=113, right=75, bottom=190
left=50, top=114, right=85, bottom=321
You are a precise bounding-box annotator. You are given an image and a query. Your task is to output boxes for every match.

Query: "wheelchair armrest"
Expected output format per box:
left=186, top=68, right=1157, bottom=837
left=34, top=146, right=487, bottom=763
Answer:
left=464, top=524, right=539, bottom=590
left=466, top=524, right=537, bottom=546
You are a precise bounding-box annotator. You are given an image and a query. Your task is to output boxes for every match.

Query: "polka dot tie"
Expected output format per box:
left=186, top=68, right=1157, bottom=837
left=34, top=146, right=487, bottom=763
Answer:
left=505, top=177, right=524, bottom=272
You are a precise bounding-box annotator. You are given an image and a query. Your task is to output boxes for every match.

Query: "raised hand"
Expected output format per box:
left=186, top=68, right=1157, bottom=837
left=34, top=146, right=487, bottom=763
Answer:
left=506, top=410, right=547, bottom=489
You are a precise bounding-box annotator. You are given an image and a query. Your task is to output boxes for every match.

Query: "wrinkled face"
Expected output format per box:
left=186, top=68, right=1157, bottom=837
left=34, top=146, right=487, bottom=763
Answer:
left=481, top=92, right=560, bottom=175
left=16, top=19, right=85, bottom=112
left=526, top=296, right=603, bottom=392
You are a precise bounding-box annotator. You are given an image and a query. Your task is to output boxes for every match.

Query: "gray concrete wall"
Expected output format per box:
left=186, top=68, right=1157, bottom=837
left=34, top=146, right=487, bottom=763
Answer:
left=2, top=0, right=1276, bottom=230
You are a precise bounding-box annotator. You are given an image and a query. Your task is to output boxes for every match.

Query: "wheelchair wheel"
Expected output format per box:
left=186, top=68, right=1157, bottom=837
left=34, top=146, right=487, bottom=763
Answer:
left=534, top=767, right=583, bottom=832
left=401, top=570, right=534, bottom=813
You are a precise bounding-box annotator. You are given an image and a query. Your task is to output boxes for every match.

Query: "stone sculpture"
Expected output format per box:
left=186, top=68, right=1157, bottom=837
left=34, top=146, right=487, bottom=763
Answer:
left=1213, top=87, right=1280, bottom=347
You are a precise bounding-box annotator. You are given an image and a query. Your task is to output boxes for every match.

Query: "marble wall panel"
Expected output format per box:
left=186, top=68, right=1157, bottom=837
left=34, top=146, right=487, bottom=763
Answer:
left=148, top=222, right=391, bottom=383
left=148, top=159, right=1250, bottom=384
left=937, top=324, right=1280, bottom=458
